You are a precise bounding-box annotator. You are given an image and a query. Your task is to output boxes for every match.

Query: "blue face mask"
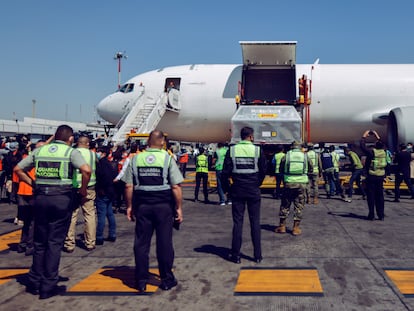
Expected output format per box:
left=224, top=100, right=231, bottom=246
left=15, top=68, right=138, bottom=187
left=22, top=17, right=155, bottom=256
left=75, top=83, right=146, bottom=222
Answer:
left=96, top=152, right=102, bottom=160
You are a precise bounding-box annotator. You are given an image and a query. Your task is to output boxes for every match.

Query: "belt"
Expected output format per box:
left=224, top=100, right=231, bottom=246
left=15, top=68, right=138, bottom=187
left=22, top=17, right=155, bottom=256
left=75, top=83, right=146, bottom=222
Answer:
left=35, top=185, right=73, bottom=195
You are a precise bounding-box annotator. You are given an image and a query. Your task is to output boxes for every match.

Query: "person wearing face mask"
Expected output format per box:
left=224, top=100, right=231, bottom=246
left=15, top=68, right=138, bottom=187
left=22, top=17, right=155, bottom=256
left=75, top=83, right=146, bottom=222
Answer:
left=95, top=146, right=118, bottom=246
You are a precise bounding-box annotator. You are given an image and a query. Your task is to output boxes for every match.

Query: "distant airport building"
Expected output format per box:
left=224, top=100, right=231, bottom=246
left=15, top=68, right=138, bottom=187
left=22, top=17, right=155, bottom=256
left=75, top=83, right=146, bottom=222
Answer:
left=0, top=117, right=106, bottom=140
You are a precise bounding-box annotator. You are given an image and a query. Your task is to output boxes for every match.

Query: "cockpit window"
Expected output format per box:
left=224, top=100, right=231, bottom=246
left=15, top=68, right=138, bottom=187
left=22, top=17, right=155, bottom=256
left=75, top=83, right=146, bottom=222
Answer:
left=118, top=83, right=134, bottom=93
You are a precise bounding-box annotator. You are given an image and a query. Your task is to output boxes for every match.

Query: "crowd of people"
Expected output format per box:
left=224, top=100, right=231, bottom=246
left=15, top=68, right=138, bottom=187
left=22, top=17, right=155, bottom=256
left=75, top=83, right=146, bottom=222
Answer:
left=1, top=125, right=413, bottom=298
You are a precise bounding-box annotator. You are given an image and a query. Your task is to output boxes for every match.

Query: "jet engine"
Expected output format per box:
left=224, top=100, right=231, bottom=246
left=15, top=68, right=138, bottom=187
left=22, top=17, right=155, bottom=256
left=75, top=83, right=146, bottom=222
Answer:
left=387, top=107, right=414, bottom=152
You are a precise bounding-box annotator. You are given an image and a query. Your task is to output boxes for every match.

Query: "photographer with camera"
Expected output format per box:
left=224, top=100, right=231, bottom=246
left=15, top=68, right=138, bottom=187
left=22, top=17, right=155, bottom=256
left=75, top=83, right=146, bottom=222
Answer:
left=360, top=130, right=387, bottom=221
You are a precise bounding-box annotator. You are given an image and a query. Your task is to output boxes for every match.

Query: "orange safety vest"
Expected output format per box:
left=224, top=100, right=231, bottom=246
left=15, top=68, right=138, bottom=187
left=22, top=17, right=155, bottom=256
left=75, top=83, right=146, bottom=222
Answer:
left=179, top=153, right=189, bottom=164
left=11, top=150, right=20, bottom=183
left=17, top=155, right=35, bottom=196
left=12, top=171, right=19, bottom=183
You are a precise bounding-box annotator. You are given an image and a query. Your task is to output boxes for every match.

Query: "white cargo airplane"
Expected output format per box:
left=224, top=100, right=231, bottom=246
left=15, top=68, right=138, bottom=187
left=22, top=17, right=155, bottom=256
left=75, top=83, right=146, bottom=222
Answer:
left=96, top=42, right=414, bottom=150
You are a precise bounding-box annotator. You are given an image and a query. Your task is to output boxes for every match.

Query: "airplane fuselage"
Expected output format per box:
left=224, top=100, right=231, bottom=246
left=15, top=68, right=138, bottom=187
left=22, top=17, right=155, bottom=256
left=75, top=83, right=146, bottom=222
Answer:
left=97, top=64, right=414, bottom=148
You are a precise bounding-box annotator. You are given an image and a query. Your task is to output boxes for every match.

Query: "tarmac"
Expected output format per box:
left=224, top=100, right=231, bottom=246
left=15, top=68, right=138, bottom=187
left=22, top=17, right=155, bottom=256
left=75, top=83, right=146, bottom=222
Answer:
left=1, top=180, right=414, bottom=311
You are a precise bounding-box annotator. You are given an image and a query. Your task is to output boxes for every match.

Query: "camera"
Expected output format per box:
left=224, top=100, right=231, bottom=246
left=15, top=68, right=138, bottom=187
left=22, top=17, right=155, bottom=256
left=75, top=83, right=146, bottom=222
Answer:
left=368, top=130, right=374, bottom=136
left=73, top=131, right=93, bottom=144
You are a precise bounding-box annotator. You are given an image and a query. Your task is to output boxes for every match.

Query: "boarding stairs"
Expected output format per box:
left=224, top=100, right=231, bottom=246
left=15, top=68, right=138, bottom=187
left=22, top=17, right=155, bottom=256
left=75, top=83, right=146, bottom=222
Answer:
left=111, top=88, right=171, bottom=144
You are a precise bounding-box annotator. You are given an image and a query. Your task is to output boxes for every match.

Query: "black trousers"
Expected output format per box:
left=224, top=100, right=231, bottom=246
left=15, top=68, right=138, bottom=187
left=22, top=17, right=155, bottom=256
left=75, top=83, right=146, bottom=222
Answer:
left=29, top=192, right=73, bottom=293
left=395, top=172, right=414, bottom=199
left=18, top=194, right=34, bottom=249
left=274, top=173, right=284, bottom=198
left=366, top=175, right=385, bottom=219
left=134, top=202, right=175, bottom=284
left=194, top=172, right=208, bottom=201
left=231, top=195, right=261, bottom=259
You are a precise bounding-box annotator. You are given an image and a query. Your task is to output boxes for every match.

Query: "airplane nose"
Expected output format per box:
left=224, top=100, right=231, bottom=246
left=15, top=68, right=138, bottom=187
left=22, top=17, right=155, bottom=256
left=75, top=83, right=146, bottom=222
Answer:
left=96, top=95, right=115, bottom=123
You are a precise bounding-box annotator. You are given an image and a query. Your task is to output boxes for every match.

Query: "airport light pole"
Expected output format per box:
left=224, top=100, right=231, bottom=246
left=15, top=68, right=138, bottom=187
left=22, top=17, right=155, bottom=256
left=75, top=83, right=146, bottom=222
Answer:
left=114, top=51, right=127, bottom=90
left=32, top=99, right=36, bottom=118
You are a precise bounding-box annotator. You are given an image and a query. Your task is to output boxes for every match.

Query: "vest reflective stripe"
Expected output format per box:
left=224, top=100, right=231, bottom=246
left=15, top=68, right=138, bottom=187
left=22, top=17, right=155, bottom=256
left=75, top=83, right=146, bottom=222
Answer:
left=214, top=147, right=227, bottom=171
left=35, top=143, right=74, bottom=186
left=74, top=148, right=96, bottom=188
left=196, top=154, right=209, bottom=173
left=274, top=152, right=285, bottom=174
left=306, top=150, right=319, bottom=173
left=284, top=150, right=309, bottom=183
left=230, top=141, right=259, bottom=174
left=132, top=149, right=171, bottom=191
left=369, top=149, right=387, bottom=176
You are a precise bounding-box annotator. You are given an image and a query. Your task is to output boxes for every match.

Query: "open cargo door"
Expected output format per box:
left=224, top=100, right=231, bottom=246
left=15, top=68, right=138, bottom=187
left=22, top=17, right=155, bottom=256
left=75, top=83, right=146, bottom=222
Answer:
left=239, top=41, right=297, bottom=104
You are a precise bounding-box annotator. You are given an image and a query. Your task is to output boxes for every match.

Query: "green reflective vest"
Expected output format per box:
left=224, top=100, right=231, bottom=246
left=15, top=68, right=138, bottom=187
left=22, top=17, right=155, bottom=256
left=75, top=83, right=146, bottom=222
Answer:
left=348, top=151, right=363, bottom=170
left=132, top=148, right=172, bottom=191
left=306, top=150, right=319, bottom=174
left=369, top=149, right=387, bottom=176
left=230, top=141, right=259, bottom=174
left=214, top=147, right=228, bottom=171
left=332, top=151, right=340, bottom=172
left=284, top=149, right=309, bottom=184
left=35, top=143, right=74, bottom=187
left=73, top=148, right=96, bottom=188
left=274, top=152, right=285, bottom=174
left=196, top=154, right=209, bottom=173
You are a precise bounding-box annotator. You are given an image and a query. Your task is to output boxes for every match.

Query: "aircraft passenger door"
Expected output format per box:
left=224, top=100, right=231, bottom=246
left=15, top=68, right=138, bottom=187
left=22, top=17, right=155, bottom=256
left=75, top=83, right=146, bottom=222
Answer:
left=165, top=78, right=181, bottom=110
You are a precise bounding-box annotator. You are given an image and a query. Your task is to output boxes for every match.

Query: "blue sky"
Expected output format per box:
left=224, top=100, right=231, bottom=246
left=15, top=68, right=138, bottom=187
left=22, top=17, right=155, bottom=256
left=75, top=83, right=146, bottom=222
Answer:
left=1, top=0, right=414, bottom=123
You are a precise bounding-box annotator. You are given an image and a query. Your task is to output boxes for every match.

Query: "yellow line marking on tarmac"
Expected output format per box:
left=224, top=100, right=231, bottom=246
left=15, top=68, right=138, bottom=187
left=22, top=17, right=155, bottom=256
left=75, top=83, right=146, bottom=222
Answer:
left=0, top=230, right=21, bottom=252
left=234, top=268, right=323, bottom=296
left=385, top=269, right=414, bottom=296
left=67, top=267, right=160, bottom=295
left=0, top=268, right=29, bottom=285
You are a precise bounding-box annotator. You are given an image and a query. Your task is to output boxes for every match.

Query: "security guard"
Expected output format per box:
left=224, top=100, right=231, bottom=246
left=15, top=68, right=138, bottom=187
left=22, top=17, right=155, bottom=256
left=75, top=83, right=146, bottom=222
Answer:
left=194, top=146, right=209, bottom=203
left=123, top=130, right=183, bottom=293
left=14, top=125, right=91, bottom=299
left=306, top=143, right=322, bottom=204
left=64, top=135, right=97, bottom=252
left=360, top=130, right=387, bottom=220
left=222, top=126, right=267, bottom=264
left=275, top=141, right=313, bottom=236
